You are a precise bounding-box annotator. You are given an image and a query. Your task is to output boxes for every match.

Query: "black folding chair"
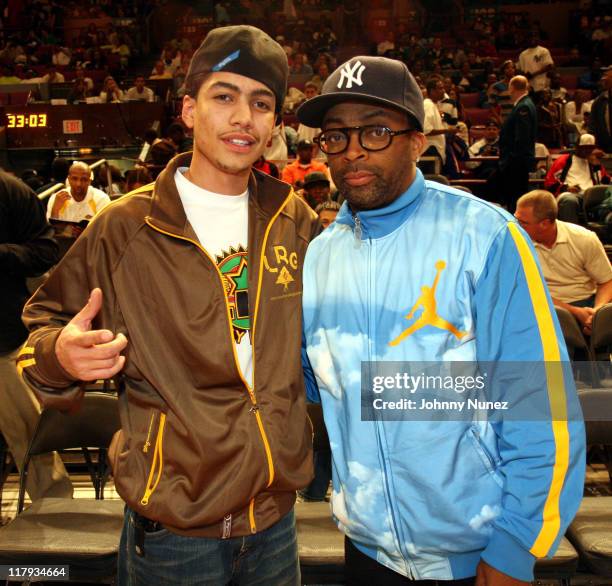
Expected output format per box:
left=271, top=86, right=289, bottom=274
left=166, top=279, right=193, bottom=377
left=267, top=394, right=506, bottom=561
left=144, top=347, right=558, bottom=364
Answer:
left=0, top=392, right=124, bottom=582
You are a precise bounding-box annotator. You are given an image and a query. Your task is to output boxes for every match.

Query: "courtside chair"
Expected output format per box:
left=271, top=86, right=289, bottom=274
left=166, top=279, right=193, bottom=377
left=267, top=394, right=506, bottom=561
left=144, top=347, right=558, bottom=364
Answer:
left=0, top=392, right=124, bottom=582
left=567, top=389, right=612, bottom=578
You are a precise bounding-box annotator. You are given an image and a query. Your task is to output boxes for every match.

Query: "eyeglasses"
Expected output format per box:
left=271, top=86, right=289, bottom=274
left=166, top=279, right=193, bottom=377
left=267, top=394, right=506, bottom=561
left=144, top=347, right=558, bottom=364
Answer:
left=314, top=125, right=415, bottom=155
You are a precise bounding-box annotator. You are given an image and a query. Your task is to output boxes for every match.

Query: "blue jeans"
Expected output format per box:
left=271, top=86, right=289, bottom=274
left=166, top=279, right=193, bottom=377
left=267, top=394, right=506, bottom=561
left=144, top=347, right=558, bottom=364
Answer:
left=118, top=508, right=300, bottom=585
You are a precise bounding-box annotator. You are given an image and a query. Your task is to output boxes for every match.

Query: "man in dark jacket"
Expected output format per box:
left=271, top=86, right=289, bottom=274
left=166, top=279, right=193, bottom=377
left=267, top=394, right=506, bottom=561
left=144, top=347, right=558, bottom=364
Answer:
left=589, top=66, right=612, bottom=153
left=489, top=75, right=537, bottom=212
left=0, top=170, right=73, bottom=502
left=18, top=26, right=318, bottom=585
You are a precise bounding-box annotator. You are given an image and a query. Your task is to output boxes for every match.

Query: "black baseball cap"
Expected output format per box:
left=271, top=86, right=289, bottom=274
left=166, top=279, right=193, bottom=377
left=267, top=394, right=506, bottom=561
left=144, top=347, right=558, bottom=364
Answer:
left=185, top=25, right=289, bottom=113
left=297, top=56, right=424, bottom=131
left=303, top=171, right=330, bottom=188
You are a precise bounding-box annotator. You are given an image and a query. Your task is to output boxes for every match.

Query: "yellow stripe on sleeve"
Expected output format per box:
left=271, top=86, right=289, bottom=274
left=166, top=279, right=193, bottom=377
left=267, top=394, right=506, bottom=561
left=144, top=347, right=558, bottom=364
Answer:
left=16, top=358, right=36, bottom=375
left=17, top=346, right=35, bottom=358
left=507, top=222, right=570, bottom=558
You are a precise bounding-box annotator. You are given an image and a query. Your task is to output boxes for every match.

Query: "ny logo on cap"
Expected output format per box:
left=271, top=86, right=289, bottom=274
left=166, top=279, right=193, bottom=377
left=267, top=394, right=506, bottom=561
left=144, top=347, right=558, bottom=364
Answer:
left=337, top=60, right=365, bottom=89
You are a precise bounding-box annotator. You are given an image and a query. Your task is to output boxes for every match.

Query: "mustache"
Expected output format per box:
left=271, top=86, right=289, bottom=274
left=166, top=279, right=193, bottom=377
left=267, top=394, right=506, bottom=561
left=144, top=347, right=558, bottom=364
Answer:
left=337, top=165, right=382, bottom=178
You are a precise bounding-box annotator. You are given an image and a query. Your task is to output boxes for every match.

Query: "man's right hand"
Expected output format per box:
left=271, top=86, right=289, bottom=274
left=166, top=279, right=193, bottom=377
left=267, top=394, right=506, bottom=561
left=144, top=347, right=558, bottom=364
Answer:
left=51, top=190, right=71, bottom=217
left=55, top=288, right=127, bottom=381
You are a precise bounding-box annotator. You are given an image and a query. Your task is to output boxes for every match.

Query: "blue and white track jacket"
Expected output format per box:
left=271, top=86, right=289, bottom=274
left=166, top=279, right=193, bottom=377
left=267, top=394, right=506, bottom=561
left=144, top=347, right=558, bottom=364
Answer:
left=302, top=169, right=585, bottom=581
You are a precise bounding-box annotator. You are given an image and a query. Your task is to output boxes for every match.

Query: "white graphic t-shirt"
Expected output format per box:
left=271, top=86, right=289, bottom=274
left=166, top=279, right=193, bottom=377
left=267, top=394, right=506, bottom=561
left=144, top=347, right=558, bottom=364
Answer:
left=175, top=168, right=253, bottom=387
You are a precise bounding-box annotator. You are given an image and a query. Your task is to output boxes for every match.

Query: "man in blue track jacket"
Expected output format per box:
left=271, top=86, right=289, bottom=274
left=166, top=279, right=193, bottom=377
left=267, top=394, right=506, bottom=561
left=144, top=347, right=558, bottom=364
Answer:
left=297, top=56, right=585, bottom=585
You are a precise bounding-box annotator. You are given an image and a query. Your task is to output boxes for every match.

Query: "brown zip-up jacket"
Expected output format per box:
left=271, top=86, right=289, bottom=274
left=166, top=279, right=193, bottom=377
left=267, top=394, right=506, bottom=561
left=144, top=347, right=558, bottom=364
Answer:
left=19, top=153, right=320, bottom=538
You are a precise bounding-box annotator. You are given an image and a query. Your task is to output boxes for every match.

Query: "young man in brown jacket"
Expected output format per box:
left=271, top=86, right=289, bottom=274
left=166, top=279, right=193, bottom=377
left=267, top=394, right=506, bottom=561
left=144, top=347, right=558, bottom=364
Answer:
left=19, top=26, right=319, bottom=585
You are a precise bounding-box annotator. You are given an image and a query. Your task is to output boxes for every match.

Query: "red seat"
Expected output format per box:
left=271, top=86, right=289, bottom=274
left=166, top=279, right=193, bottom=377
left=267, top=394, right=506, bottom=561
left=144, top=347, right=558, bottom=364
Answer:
left=464, top=108, right=491, bottom=126
left=461, top=93, right=480, bottom=108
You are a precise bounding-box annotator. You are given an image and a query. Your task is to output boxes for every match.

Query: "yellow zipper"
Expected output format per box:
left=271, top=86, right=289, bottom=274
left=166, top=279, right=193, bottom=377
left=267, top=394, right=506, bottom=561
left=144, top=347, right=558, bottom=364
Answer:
left=144, top=191, right=293, bottom=525
left=142, top=410, right=156, bottom=453
left=140, top=412, right=166, bottom=505
left=248, top=498, right=256, bottom=534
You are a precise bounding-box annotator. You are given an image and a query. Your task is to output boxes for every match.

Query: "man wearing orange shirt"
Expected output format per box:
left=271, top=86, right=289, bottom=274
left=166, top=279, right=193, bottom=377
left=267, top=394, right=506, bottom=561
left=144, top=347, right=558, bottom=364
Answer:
left=281, top=139, right=329, bottom=189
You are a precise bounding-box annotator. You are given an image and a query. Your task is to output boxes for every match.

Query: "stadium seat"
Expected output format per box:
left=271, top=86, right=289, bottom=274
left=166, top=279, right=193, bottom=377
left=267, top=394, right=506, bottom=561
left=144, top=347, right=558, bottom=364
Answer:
left=425, top=174, right=451, bottom=186
left=0, top=393, right=124, bottom=582
left=461, top=92, right=480, bottom=108
left=567, top=389, right=612, bottom=578
left=534, top=536, right=579, bottom=585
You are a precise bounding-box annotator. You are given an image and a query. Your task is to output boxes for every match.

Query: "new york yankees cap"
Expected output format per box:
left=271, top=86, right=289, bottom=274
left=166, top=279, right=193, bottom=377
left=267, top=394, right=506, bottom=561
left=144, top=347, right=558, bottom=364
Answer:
left=185, top=25, right=289, bottom=113
left=297, top=56, right=424, bottom=131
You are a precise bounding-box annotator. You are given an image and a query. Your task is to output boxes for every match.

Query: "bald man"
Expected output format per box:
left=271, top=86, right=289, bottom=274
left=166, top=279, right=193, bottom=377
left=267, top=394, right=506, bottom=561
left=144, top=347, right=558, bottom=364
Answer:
left=47, top=162, right=111, bottom=222
left=489, top=75, right=537, bottom=213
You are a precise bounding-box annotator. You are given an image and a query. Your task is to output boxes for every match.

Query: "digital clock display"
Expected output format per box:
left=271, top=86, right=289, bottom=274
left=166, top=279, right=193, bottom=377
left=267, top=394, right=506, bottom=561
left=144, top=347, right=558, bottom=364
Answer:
left=7, top=113, right=48, bottom=128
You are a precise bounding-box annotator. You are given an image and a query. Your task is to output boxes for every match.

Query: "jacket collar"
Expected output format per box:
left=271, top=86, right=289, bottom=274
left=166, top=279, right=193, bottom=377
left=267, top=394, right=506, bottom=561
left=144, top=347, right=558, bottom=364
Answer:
left=335, top=168, right=426, bottom=240
left=147, top=152, right=292, bottom=236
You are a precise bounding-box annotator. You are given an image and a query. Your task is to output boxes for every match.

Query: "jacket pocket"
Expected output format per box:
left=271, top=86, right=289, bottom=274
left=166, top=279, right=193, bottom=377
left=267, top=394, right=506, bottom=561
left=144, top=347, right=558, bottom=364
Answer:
left=140, top=410, right=167, bottom=506
left=469, top=426, right=503, bottom=487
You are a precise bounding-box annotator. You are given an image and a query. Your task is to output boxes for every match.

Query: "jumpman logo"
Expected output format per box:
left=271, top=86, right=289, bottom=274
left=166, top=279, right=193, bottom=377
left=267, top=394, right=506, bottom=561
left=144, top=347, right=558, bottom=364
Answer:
left=337, top=60, right=365, bottom=89
left=389, top=260, right=467, bottom=347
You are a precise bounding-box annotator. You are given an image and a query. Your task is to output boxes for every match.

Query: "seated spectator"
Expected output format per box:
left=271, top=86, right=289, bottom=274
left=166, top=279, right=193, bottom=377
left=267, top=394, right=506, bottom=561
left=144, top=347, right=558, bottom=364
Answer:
left=67, top=78, right=91, bottom=103
left=47, top=161, right=110, bottom=225
left=290, top=52, right=313, bottom=75
left=536, top=89, right=563, bottom=148
left=297, top=82, right=322, bottom=143
left=455, top=61, right=476, bottom=93
left=564, top=89, right=593, bottom=144
left=301, top=171, right=330, bottom=209
left=150, top=59, right=172, bottom=79
left=147, top=138, right=177, bottom=179
left=550, top=72, right=569, bottom=103
left=515, top=189, right=612, bottom=334
left=518, top=31, right=554, bottom=92
left=281, top=139, right=329, bottom=189
left=109, top=35, right=131, bottom=69
left=41, top=64, right=65, bottom=84
left=545, top=134, right=610, bottom=222
left=99, top=76, right=124, bottom=103
left=124, top=167, right=153, bottom=192
left=488, top=59, right=515, bottom=110
left=51, top=45, right=71, bottom=66
left=166, top=122, right=193, bottom=153
left=315, top=199, right=340, bottom=229
left=74, top=65, right=94, bottom=92
left=466, top=120, right=500, bottom=179
left=578, top=58, right=603, bottom=91
left=253, top=156, right=280, bottom=179
left=310, top=62, right=330, bottom=90
left=126, top=75, right=155, bottom=102
left=0, top=64, right=22, bottom=84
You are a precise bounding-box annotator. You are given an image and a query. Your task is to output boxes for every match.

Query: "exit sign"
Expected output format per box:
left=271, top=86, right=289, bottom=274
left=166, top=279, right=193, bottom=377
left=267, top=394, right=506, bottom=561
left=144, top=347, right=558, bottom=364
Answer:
left=63, top=119, right=83, bottom=134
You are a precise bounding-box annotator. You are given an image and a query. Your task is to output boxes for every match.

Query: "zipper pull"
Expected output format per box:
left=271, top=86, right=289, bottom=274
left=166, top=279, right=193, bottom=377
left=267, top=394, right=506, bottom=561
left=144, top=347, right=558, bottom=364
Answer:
left=353, top=215, right=362, bottom=248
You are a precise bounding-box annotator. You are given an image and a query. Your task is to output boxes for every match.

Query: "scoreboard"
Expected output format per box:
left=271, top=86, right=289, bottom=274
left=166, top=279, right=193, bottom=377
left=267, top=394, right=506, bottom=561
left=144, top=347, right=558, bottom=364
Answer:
left=1, top=103, right=165, bottom=149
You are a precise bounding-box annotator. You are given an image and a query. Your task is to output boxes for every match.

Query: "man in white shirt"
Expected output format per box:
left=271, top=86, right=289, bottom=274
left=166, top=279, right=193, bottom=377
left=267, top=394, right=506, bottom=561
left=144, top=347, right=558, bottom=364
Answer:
left=545, top=134, right=610, bottom=223
left=47, top=161, right=110, bottom=223
left=422, top=77, right=458, bottom=166
left=518, top=32, right=554, bottom=92
left=125, top=75, right=155, bottom=102
left=515, top=189, right=612, bottom=333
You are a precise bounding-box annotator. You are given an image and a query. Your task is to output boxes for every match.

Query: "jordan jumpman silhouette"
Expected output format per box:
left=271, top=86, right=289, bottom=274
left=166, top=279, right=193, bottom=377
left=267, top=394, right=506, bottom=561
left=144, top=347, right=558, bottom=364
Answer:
left=389, top=260, right=467, bottom=347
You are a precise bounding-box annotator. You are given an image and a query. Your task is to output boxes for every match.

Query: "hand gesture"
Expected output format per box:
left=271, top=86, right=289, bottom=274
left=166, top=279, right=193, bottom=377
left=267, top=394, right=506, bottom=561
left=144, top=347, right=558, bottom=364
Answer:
left=55, top=288, right=127, bottom=381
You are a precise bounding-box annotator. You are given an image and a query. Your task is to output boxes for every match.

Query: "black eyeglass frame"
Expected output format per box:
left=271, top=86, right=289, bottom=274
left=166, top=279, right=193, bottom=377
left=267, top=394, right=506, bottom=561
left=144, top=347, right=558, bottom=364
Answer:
left=313, top=125, right=415, bottom=154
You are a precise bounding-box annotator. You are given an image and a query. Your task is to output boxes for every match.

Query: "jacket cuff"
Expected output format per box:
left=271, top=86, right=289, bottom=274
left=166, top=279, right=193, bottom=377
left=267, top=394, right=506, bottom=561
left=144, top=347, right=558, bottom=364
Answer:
left=481, top=527, right=536, bottom=581
left=32, top=328, right=78, bottom=388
